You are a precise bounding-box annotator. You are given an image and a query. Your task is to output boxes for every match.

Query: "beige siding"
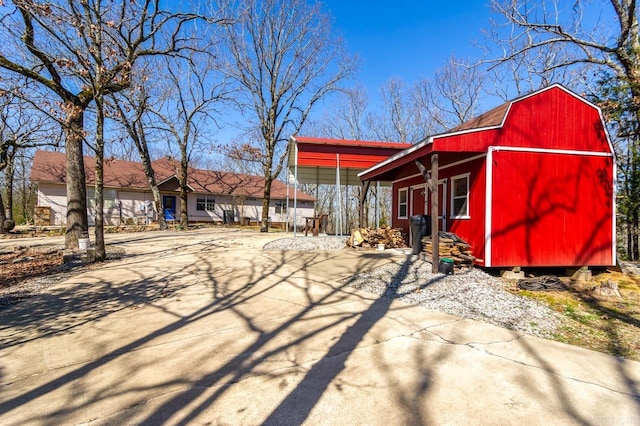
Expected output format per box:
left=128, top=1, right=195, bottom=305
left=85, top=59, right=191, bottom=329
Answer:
left=117, top=191, right=157, bottom=224
left=37, top=183, right=67, bottom=225
left=35, top=182, right=314, bottom=227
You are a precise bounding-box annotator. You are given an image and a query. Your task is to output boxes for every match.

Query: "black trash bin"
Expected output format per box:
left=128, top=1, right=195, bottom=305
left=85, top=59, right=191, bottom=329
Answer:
left=410, top=215, right=432, bottom=255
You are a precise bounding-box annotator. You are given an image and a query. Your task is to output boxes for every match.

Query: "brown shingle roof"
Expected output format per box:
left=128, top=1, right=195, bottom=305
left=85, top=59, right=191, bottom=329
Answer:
left=30, top=150, right=314, bottom=201
left=447, top=101, right=511, bottom=133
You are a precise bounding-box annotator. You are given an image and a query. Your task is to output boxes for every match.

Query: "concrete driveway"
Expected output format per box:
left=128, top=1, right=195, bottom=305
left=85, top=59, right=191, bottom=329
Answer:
left=1, top=228, right=639, bottom=425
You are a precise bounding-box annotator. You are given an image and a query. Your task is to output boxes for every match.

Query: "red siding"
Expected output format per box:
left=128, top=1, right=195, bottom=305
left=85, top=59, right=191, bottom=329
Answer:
left=445, top=158, right=487, bottom=264
left=391, top=157, right=487, bottom=261
left=490, top=151, right=614, bottom=267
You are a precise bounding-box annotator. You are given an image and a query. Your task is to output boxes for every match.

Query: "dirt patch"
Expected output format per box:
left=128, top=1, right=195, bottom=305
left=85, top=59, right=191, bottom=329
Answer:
left=505, top=267, right=640, bottom=362
left=0, top=246, right=66, bottom=289
left=0, top=245, right=125, bottom=309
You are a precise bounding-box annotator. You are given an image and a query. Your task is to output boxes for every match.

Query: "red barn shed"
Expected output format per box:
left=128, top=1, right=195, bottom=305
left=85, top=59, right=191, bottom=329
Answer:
left=359, top=84, right=616, bottom=268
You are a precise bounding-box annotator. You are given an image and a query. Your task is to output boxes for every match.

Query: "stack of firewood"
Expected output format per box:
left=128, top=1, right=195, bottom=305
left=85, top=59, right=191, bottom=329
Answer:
left=347, top=227, right=408, bottom=249
left=421, top=232, right=476, bottom=265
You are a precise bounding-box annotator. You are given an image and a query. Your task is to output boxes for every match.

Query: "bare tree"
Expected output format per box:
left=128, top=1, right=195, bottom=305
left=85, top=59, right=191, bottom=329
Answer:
left=486, top=0, right=640, bottom=258
left=0, top=0, right=213, bottom=248
left=221, top=0, right=355, bottom=232
left=368, top=78, right=418, bottom=142
left=111, top=75, right=169, bottom=231
left=152, top=53, right=230, bottom=228
left=314, top=85, right=372, bottom=141
left=414, top=57, right=486, bottom=131
left=0, top=88, right=59, bottom=232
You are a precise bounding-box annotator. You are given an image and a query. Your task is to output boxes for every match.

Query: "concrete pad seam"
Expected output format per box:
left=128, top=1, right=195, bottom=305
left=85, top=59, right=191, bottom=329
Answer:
left=409, top=326, right=640, bottom=400
left=481, top=348, right=640, bottom=400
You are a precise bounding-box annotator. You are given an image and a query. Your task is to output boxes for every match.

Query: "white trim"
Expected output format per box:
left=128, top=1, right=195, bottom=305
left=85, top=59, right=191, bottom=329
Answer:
left=491, top=146, right=612, bottom=157
left=409, top=183, right=427, bottom=217
left=450, top=173, right=471, bottom=219
left=397, top=187, right=409, bottom=219
left=613, top=161, right=618, bottom=265
left=485, top=149, right=494, bottom=267
left=359, top=137, right=434, bottom=178
left=391, top=153, right=487, bottom=185
left=434, top=179, right=447, bottom=231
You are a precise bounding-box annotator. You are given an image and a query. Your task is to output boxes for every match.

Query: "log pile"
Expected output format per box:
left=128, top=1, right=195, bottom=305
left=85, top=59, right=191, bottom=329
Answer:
left=347, top=227, right=408, bottom=249
left=421, top=232, right=476, bottom=265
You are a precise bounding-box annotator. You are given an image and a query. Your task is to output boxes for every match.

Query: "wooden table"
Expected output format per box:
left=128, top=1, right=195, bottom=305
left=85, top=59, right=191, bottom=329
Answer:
left=304, top=217, right=320, bottom=236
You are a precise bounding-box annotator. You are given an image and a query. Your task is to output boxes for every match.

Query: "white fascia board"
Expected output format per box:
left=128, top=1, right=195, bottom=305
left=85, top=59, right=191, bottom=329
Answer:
left=491, top=146, right=613, bottom=157
left=358, top=137, right=434, bottom=178
left=391, top=153, right=487, bottom=185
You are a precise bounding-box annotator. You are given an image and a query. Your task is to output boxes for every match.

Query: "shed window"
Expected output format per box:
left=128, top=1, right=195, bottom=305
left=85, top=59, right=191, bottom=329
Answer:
left=275, top=201, right=287, bottom=214
left=450, top=174, right=470, bottom=218
left=196, top=195, right=215, bottom=211
left=398, top=188, right=408, bottom=218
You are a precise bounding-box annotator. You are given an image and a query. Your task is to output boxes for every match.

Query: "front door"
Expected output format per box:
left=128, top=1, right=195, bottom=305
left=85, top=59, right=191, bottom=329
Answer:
left=162, top=195, right=177, bottom=221
left=409, top=185, right=427, bottom=246
left=410, top=186, right=426, bottom=216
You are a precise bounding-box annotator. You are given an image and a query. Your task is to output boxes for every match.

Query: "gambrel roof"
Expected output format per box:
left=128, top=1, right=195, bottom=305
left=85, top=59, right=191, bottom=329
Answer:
left=359, top=84, right=613, bottom=181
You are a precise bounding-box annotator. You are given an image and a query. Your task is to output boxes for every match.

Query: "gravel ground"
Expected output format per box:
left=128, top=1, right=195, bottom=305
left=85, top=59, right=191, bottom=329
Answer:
left=263, top=237, right=348, bottom=251
left=263, top=237, right=564, bottom=338
left=621, top=261, right=640, bottom=278
left=345, top=258, right=564, bottom=338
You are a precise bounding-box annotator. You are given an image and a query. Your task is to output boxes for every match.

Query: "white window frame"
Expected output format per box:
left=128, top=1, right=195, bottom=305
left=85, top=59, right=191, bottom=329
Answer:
left=398, top=187, right=408, bottom=219
left=450, top=173, right=470, bottom=219
left=196, top=195, right=216, bottom=211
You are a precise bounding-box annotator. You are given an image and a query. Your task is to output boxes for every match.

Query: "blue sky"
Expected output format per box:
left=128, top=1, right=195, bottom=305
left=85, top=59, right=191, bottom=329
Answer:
left=323, top=0, right=492, bottom=95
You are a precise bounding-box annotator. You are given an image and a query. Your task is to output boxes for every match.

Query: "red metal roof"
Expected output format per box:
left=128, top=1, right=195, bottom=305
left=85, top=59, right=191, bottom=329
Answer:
left=292, top=136, right=412, bottom=149
left=30, top=150, right=314, bottom=201
left=290, top=136, right=412, bottom=171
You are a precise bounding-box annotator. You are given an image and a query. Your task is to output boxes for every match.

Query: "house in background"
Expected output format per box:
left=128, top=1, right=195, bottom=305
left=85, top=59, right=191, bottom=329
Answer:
left=30, top=150, right=315, bottom=228
left=359, top=84, right=616, bottom=268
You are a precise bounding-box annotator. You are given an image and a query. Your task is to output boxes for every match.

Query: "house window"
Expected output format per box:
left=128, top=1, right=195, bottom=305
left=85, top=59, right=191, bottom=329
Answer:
left=275, top=201, right=287, bottom=214
left=450, top=174, right=470, bottom=218
left=87, top=188, right=117, bottom=208
left=398, top=188, right=408, bottom=218
left=196, top=195, right=215, bottom=211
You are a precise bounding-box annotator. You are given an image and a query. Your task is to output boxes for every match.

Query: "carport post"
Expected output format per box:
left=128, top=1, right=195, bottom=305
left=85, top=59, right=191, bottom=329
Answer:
left=375, top=181, right=380, bottom=227
left=336, top=153, right=342, bottom=236
left=293, top=143, right=299, bottom=237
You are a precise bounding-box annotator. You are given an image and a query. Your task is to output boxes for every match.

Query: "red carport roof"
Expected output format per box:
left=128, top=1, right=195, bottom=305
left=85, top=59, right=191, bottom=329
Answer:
left=288, top=136, right=412, bottom=185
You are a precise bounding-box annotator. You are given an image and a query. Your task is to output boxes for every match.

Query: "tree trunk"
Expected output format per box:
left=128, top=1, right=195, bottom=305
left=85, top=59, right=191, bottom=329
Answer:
left=179, top=149, right=189, bottom=229
left=4, top=148, right=15, bottom=221
left=64, top=105, right=89, bottom=250
left=261, top=173, right=273, bottom=233
left=138, top=146, right=167, bottom=230
left=94, top=95, right=106, bottom=261
left=0, top=191, right=6, bottom=233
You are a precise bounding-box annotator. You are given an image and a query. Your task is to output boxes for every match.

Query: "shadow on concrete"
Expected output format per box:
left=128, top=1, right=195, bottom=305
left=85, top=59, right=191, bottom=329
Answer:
left=1, top=230, right=639, bottom=424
